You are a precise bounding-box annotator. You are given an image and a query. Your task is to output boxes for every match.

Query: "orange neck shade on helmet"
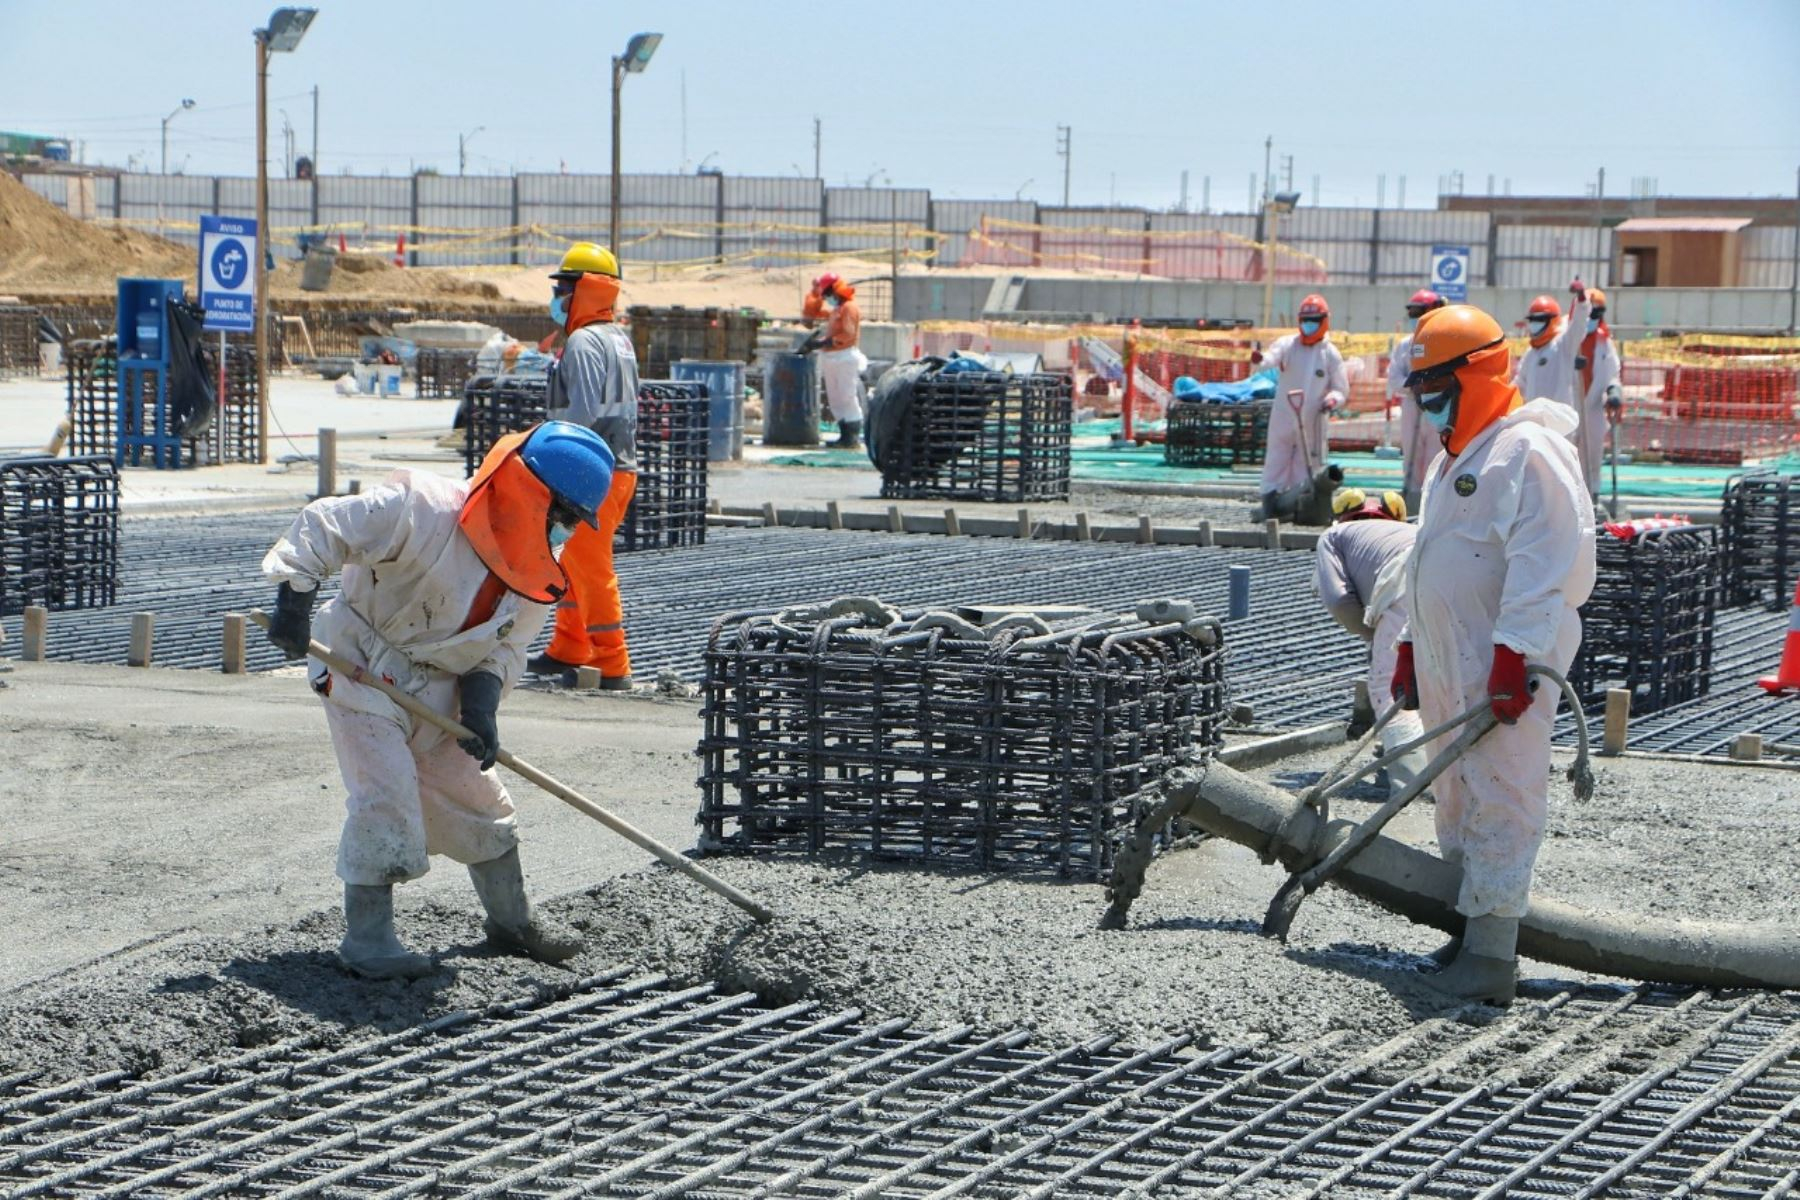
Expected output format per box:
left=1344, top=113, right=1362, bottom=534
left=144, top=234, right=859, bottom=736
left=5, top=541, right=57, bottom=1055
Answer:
left=1444, top=343, right=1523, bottom=456
left=565, top=271, right=620, bottom=333
left=458, top=430, right=569, bottom=603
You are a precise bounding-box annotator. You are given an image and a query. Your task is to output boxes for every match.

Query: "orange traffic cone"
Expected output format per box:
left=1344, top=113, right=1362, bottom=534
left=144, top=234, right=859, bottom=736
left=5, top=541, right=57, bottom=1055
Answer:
left=1756, top=578, right=1800, bottom=693
left=393, top=232, right=407, bottom=268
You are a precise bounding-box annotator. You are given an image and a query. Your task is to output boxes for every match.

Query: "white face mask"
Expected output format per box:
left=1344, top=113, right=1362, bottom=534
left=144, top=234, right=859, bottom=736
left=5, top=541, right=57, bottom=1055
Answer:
left=1528, top=316, right=1550, bottom=335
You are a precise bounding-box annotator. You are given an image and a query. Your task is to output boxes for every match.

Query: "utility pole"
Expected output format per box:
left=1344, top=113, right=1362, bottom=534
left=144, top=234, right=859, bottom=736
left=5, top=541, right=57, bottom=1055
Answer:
left=813, top=116, right=821, bottom=179
left=1594, top=166, right=1607, bottom=285
left=1056, top=125, right=1071, bottom=207
left=254, top=31, right=269, bottom=464
left=1262, top=135, right=1272, bottom=204
left=311, top=84, right=318, bottom=173
left=610, top=56, right=624, bottom=250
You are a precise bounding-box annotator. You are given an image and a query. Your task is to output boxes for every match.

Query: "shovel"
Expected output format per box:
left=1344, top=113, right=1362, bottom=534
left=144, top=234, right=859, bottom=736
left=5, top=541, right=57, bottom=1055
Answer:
left=250, top=610, right=775, bottom=924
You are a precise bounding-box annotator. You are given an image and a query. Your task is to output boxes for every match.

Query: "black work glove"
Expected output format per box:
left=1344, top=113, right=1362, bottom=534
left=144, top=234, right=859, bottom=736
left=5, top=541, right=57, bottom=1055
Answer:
left=457, top=670, right=504, bottom=770
left=267, top=582, right=317, bottom=659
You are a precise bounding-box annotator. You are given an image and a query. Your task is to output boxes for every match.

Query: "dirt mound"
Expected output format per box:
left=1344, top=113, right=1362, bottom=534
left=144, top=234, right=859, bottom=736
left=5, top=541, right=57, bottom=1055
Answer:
left=0, top=170, right=191, bottom=287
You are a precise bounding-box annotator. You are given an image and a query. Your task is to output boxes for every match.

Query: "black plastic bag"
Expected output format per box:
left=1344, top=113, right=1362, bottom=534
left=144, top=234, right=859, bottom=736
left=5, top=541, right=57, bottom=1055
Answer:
left=165, top=297, right=217, bottom=439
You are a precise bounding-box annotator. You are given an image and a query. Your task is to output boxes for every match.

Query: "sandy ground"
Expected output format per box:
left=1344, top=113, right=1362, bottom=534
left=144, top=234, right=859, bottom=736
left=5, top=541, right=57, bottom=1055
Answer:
left=2, top=653, right=1793, bottom=1085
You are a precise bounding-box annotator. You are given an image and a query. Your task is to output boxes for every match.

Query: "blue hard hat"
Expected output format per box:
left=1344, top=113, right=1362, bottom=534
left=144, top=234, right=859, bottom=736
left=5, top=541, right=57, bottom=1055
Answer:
left=519, top=421, right=615, bottom=526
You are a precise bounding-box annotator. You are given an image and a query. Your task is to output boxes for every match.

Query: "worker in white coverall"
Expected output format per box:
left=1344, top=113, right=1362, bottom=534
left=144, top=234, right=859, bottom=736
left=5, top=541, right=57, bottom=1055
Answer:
left=812, top=277, right=867, bottom=450
left=1387, top=289, right=1448, bottom=515
left=1313, top=487, right=1427, bottom=801
left=1571, top=286, right=1623, bottom=503
left=1390, top=304, right=1596, bottom=1006
left=262, top=421, right=617, bottom=980
left=1512, top=282, right=1592, bottom=412
left=1255, top=293, right=1348, bottom=516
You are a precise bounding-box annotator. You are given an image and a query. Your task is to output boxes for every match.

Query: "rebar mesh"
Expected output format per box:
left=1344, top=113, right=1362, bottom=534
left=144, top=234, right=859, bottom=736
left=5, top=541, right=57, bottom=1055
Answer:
left=0, top=455, right=119, bottom=616
left=1720, top=469, right=1800, bottom=609
left=878, top=371, right=1073, bottom=502
left=0, top=304, right=41, bottom=376
left=626, top=305, right=762, bottom=378
left=62, top=339, right=259, bottom=465
left=413, top=348, right=477, bottom=398
left=1571, top=525, right=1718, bottom=712
left=697, top=606, right=1225, bottom=878
left=1163, top=400, right=1272, bottom=468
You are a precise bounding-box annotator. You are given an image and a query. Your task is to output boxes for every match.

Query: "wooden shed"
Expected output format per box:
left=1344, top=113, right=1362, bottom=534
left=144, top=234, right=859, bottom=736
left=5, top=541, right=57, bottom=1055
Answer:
left=1613, top=216, right=1753, bottom=287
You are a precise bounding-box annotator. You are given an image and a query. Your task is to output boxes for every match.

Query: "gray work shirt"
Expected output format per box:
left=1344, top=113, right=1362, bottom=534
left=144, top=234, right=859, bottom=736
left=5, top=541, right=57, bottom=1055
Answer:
left=1313, top=518, right=1417, bottom=613
left=547, top=322, right=640, bottom=473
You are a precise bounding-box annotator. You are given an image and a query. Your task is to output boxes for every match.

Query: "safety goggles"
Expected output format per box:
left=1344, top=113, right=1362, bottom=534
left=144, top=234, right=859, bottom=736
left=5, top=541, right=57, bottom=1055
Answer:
left=1404, top=334, right=1505, bottom=399
left=551, top=278, right=578, bottom=298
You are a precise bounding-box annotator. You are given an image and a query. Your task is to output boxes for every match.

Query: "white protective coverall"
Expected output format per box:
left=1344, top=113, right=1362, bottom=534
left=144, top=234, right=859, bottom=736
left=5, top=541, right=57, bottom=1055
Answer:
left=263, top=468, right=550, bottom=886
left=1573, top=332, right=1622, bottom=497
left=1512, top=295, right=1592, bottom=412
left=1312, top=518, right=1426, bottom=785
left=1261, top=333, right=1348, bottom=494
left=1387, top=333, right=1441, bottom=509
left=1403, top=398, right=1596, bottom=919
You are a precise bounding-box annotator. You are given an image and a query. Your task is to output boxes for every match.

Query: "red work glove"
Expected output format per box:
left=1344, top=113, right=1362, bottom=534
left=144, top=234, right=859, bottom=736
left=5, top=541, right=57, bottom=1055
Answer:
left=1569, top=276, right=1586, bottom=301
left=1322, top=391, right=1345, bottom=413
left=1249, top=349, right=1265, bottom=365
left=1488, top=644, right=1531, bottom=724
left=1391, top=642, right=1419, bottom=711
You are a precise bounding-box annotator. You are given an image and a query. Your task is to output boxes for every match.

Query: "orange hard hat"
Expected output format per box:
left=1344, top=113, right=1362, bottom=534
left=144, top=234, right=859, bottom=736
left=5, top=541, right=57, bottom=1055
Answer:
left=1527, top=295, right=1562, bottom=319
left=1588, top=286, right=1608, bottom=311
left=1403, top=304, right=1508, bottom=388
left=1298, top=294, right=1329, bottom=319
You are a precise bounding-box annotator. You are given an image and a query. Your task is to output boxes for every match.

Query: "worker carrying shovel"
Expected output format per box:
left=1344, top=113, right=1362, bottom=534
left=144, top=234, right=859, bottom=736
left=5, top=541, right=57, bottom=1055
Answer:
left=1392, top=304, right=1596, bottom=1005
left=261, top=421, right=618, bottom=980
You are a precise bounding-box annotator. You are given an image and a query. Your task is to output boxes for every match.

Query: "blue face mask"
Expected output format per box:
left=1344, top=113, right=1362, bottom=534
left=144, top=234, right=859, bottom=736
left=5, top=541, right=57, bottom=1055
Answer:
left=550, top=294, right=570, bottom=325
left=1527, top=316, right=1550, bottom=335
left=1586, top=316, right=1600, bottom=334
left=1420, top=398, right=1453, bottom=431
left=1299, top=319, right=1322, bottom=337
left=548, top=522, right=575, bottom=551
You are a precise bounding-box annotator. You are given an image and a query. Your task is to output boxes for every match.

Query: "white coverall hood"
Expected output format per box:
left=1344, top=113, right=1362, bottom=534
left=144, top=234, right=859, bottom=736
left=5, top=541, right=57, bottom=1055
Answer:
left=1403, top=398, right=1595, bottom=920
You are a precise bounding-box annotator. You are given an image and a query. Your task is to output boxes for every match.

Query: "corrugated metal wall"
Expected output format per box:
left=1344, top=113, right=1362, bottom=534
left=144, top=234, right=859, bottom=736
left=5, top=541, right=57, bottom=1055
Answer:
left=15, top=172, right=1798, bottom=293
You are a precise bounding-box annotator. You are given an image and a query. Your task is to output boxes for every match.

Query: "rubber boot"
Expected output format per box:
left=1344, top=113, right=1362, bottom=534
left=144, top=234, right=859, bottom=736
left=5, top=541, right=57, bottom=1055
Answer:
left=467, top=848, right=583, bottom=963
left=339, top=884, right=436, bottom=981
left=527, top=650, right=580, bottom=685
left=835, top=420, right=863, bottom=451
left=1427, top=914, right=1518, bottom=1006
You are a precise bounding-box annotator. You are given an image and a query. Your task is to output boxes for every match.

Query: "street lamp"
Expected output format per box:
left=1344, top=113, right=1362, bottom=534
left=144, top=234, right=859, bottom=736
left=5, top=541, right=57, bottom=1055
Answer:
left=161, top=99, right=195, bottom=175
left=459, top=126, right=484, bottom=176
left=610, top=31, right=662, bottom=258
left=255, top=5, right=317, bottom=466
left=1260, top=189, right=1301, bottom=329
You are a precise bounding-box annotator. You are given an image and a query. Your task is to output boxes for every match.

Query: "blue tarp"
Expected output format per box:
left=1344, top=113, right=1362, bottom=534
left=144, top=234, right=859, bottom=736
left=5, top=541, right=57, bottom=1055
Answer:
left=1172, top=368, right=1277, bottom=405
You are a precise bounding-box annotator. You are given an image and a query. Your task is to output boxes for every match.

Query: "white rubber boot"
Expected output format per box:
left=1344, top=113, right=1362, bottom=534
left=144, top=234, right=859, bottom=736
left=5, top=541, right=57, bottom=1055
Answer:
left=467, top=848, right=583, bottom=963
left=339, top=884, right=436, bottom=980
left=1428, top=914, right=1518, bottom=1006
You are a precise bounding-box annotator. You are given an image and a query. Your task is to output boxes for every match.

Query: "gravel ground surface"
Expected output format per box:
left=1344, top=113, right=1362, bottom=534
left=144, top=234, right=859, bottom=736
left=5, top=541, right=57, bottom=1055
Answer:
left=3, top=655, right=1792, bottom=1089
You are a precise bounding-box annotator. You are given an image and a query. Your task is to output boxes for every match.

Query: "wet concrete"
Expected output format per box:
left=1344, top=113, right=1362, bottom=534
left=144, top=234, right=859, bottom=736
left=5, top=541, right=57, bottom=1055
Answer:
left=1, top=659, right=1795, bottom=1086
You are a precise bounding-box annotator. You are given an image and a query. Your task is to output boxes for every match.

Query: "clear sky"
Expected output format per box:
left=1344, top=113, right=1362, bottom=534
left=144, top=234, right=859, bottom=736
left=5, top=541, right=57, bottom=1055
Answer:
left=3, top=0, right=1797, bottom=209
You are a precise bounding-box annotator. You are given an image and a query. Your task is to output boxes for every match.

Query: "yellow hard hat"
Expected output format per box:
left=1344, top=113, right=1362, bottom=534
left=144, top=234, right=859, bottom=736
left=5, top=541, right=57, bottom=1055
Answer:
left=551, top=242, right=620, bottom=280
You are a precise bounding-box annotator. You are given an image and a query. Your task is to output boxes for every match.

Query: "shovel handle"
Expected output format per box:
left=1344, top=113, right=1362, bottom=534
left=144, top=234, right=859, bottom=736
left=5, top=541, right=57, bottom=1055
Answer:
left=248, top=610, right=775, bottom=924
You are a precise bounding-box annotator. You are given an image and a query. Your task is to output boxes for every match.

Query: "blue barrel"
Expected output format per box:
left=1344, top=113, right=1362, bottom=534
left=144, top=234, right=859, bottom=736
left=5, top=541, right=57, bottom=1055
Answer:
left=763, top=353, right=820, bottom=447
left=671, top=359, right=746, bottom=461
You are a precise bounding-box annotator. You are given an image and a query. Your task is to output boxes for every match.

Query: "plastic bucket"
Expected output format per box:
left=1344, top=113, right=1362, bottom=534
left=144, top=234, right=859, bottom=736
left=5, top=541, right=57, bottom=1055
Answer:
left=672, top=359, right=746, bottom=460
left=763, top=353, right=820, bottom=447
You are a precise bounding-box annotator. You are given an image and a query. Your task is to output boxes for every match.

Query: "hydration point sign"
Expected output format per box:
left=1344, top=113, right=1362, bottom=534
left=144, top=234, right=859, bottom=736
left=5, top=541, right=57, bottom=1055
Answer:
left=199, top=215, right=258, bottom=334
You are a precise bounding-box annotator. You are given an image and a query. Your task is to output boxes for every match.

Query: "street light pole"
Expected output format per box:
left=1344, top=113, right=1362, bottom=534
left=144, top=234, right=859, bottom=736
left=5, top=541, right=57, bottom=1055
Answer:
left=255, top=32, right=270, bottom=464
left=458, top=126, right=483, bottom=176
left=610, top=54, right=624, bottom=254
left=161, top=99, right=194, bottom=175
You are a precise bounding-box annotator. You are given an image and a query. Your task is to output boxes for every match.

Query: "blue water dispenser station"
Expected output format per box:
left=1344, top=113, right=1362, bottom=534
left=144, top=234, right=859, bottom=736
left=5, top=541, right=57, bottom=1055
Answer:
left=116, top=277, right=189, bottom=468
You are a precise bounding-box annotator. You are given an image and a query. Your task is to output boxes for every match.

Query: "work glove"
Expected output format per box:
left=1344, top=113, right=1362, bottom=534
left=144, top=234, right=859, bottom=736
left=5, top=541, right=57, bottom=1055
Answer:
left=1488, top=644, right=1532, bottom=724
left=457, top=671, right=504, bottom=770
left=1322, top=391, right=1346, bottom=413
left=1390, top=642, right=1419, bottom=711
left=266, top=582, right=317, bottom=659
left=1569, top=276, right=1586, bottom=301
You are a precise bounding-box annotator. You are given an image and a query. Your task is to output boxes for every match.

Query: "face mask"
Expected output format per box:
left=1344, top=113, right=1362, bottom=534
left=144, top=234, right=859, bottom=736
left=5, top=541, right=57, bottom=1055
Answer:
left=1587, top=316, right=1600, bottom=334
left=1420, top=399, right=1453, bottom=431
left=550, top=294, right=570, bottom=325
left=1299, top=319, right=1322, bottom=336
left=1527, top=316, right=1550, bottom=334
left=548, top=522, right=575, bottom=551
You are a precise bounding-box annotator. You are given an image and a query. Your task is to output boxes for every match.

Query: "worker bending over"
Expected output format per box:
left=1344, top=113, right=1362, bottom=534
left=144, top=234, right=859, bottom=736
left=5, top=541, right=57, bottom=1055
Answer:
left=815, top=277, right=867, bottom=450
left=1256, top=294, right=1348, bottom=518
left=1387, top=289, right=1447, bottom=515
left=1313, top=487, right=1426, bottom=800
left=530, top=242, right=641, bottom=689
left=263, top=422, right=616, bottom=979
left=1513, top=280, right=1592, bottom=412
left=1392, top=304, right=1596, bottom=1006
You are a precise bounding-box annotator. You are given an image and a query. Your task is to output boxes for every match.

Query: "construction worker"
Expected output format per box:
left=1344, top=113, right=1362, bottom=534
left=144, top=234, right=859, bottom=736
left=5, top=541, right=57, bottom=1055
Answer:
left=529, top=242, right=641, bottom=688
left=1391, top=303, right=1596, bottom=1006
left=1573, top=287, right=1623, bottom=503
left=262, top=421, right=615, bottom=979
left=800, top=272, right=840, bottom=326
left=815, top=277, right=867, bottom=450
left=1313, top=487, right=1427, bottom=801
left=1387, top=289, right=1448, bottom=515
left=1512, top=281, right=1592, bottom=412
left=1255, top=294, right=1348, bottom=517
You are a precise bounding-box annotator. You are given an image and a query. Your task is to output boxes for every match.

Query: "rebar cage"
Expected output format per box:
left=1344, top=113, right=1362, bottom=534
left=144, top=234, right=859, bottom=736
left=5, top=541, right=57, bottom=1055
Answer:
left=1721, top=470, right=1800, bottom=609
left=878, top=371, right=1073, bottom=503
left=697, top=605, right=1226, bottom=878
left=1571, top=525, right=1718, bottom=713
left=462, top=375, right=710, bottom=552
left=626, top=305, right=762, bottom=378
left=62, top=339, right=260, bottom=465
left=414, top=348, right=478, bottom=399
left=1163, top=401, right=1272, bottom=468
left=0, top=455, right=119, bottom=616
left=0, top=304, right=40, bottom=377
